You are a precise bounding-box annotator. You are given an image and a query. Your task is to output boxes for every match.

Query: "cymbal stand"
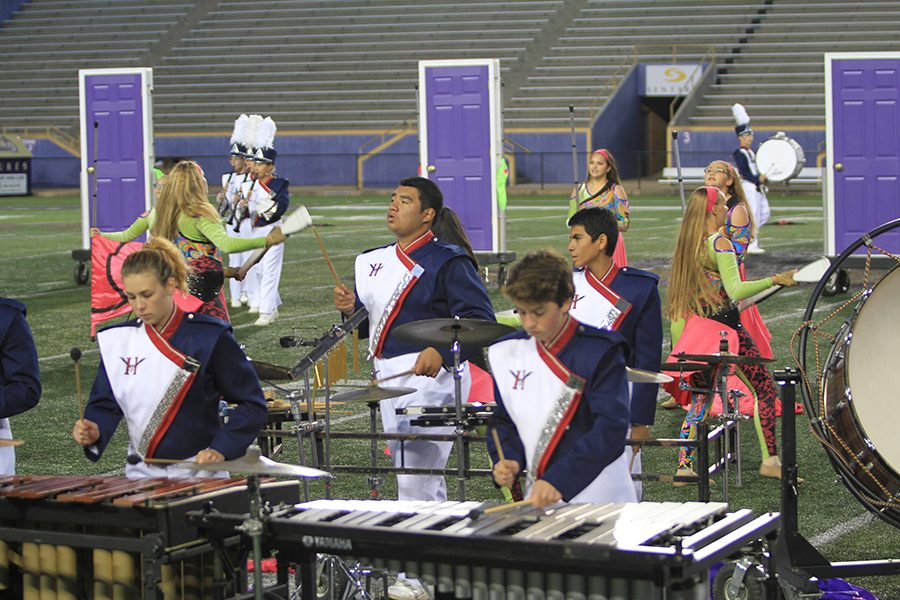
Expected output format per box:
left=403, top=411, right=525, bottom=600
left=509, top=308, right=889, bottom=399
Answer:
left=366, top=399, right=383, bottom=498
left=450, top=334, right=467, bottom=501
left=237, top=473, right=265, bottom=600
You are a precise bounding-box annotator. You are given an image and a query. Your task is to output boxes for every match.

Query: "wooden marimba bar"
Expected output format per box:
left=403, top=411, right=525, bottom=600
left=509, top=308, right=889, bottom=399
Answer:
left=0, top=475, right=300, bottom=600
left=193, top=499, right=780, bottom=600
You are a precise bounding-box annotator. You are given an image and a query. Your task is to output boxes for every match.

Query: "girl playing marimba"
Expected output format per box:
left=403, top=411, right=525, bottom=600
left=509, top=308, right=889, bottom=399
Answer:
left=72, top=237, right=267, bottom=477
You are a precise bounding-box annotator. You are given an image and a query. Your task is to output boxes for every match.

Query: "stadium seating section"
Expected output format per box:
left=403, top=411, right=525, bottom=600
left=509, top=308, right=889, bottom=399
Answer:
left=2, top=0, right=899, bottom=133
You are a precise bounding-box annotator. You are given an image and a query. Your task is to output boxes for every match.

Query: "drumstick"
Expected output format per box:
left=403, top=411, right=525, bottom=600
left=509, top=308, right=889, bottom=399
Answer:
left=369, top=369, right=416, bottom=386
left=311, top=226, right=343, bottom=287
left=70, top=348, right=83, bottom=420
left=468, top=499, right=532, bottom=520
left=491, top=427, right=507, bottom=463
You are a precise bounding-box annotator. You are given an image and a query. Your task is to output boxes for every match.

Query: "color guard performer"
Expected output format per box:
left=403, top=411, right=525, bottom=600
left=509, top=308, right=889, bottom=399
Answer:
left=0, top=298, right=41, bottom=474
left=243, top=117, right=289, bottom=326
left=333, top=177, right=495, bottom=502
left=72, top=238, right=267, bottom=477
left=91, top=161, right=285, bottom=321
left=732, top=103, right=770, bottom=254
left=566, top=207, right=662, bottom=498
left=488, top=249, right=634, bottom=508
left=568, top=148, right=629, bottom=266
left=665, top=187, right=795, bottom=482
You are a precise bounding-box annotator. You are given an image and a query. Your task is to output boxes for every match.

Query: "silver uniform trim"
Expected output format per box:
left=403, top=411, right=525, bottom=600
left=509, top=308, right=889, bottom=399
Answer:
left=369, top=263, right=424, bottom=358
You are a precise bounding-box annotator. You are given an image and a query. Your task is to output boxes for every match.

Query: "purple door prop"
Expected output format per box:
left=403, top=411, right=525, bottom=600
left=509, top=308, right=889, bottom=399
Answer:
left=420, top=62, right=498, bottom=252
left=828, top=56, right=900, bottom=254
left=79, top=68, right=154, bottom=248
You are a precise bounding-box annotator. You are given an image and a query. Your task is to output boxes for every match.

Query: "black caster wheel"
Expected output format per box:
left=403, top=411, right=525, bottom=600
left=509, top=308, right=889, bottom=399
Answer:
left=74, top=261, right=89, bottom=285
left=822, top=268, right=850, bottom=297
left=713, top=561, right=767, bottom=600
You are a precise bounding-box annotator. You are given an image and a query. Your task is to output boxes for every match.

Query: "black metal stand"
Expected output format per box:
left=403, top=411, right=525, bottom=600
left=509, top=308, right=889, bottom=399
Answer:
left=774, top=368, right=900, bottom=592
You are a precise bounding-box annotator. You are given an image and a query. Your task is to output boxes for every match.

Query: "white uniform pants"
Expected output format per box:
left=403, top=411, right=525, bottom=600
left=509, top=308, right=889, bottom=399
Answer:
left=374, top=353, right=471, bottom=501
left=228, top=218, right=252, bottom=302
left=246, top=220, right=283, bottom=315
left=741, top=181, right=770, bottom=247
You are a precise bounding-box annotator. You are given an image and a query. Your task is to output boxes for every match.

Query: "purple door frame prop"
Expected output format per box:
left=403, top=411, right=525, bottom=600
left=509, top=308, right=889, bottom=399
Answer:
left=419, top=59, right=503, bottom=253
left=825, top=53, right=900, bottom=255
left=78, top=68, right=155, bottom=250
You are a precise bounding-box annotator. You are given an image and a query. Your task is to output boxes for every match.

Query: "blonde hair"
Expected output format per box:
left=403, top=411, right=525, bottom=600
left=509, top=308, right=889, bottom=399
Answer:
left=121, top=237, right=189, bottom=291
left=152, top=160, right=219, bottom=241
left=710, top=160, right=757, bottom=241
left=664, top=187, right=726, bottom=321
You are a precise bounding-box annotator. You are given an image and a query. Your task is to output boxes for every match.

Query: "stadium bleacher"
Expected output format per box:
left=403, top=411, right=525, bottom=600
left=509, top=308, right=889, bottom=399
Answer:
left=1, top=0, right=898, bottom=155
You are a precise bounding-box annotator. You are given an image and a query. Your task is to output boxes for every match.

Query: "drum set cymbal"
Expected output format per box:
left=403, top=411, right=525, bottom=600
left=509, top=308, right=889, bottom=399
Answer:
left=249, top=359, right=293, bottom=381
left=182, top=446, right=331, bottom=479
left=671, top=352, right=774, bottom=366
left=626, top=367, right=673, bottom=384
left=330, top=386, right=416, bottom=404
left=391, top=318, right=515, bottom=348
left=661, top=361, right=715, bottom=373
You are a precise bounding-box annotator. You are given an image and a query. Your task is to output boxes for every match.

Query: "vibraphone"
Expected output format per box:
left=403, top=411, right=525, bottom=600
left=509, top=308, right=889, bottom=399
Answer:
left=193, top=499, right=779, bottom=600
left=0, top=475, right=300, bottom=599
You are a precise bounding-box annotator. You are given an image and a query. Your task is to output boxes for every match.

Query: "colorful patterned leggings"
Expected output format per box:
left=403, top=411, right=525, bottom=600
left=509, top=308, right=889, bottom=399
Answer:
left=677, top=327, right=778, bottom=470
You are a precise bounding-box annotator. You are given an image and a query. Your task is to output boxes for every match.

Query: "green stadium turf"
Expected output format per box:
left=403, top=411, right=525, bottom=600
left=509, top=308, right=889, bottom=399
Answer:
left=1, top=189, right=897, bottom=597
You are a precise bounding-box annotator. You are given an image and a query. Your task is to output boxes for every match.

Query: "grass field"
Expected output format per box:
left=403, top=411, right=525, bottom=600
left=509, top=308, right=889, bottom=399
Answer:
left=2, top=188, right=898, bottom=597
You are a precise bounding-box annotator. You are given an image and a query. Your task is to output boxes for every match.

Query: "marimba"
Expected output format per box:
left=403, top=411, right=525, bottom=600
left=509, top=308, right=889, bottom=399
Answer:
left=193, top=499, right=780, bottom=600
left=0, top=475, right=300, bottom=600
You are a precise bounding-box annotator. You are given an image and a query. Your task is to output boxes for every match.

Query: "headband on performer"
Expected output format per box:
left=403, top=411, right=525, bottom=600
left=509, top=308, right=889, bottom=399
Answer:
left=705, top=186, right=719, bottom=213
left=591, top=148, right=611, bottom=161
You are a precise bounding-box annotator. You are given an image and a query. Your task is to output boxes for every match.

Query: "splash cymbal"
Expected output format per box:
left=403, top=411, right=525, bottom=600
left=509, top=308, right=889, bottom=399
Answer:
left=330, top=386, right=416, bottom=403
left=392, top=318, right=515, bottom=348
left=672, top=352, right=774, bottom=366
left=626, top=367, right=673, bottom=384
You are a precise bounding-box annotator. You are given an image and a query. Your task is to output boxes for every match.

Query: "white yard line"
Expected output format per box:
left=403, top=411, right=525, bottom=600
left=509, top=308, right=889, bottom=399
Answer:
left=809, top=512, right=875, bottom=547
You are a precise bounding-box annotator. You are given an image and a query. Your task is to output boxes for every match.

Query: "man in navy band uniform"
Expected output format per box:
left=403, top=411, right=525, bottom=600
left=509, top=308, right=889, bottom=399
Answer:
left=732, top=103, right=770, bottom=254
left=567, top=207, right=663, bottom=498
left=334, top=177, right=495, bottom=503
left=488, top=249, right=634, bottom=507
left=0, top=298, right=41, bottom=474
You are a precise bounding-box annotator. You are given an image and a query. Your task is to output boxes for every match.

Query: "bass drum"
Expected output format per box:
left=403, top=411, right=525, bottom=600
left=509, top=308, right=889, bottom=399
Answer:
left=821, top=265, right=900, bottom=527
left=756, top=132, right=805, bottom=182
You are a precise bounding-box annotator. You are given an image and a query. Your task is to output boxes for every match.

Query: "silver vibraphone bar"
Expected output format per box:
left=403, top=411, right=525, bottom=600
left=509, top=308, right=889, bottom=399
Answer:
left=195, top=499, right=778, bottom=600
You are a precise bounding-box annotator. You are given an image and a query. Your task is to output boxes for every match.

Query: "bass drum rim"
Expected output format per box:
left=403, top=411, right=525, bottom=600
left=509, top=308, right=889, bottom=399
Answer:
left=798, top=218, right=900, bottom=530
left=756, top=135, right=805, bottom=183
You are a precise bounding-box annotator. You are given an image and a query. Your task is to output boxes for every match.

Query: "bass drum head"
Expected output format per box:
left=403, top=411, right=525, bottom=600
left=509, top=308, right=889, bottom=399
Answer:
left=756, top=137, right=805, bottom=182
left=822, top=265, right=900, bottom=527
left=847, top=265, right=900, bottom=468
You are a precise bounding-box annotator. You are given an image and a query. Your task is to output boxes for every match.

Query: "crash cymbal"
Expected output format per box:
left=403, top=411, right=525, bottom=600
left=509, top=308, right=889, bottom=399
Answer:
left=330, top=386, right=416, bottom=403
left=183, top=446, right=330, bottom=478
left=626, top=367, right=673, bottom=384
left=392, top=318, right=515, bottom=348
left=661, top=362, right=715, bottom=373
left=673, top=352, right=775, bottom=366
left=249, top=359, right=292, bottom=381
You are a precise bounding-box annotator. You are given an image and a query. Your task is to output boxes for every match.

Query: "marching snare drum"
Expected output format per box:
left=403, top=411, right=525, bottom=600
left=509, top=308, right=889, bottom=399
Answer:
left=756, top=131, right=806, bottom=182
left=822, top=266, right=900, bottom=524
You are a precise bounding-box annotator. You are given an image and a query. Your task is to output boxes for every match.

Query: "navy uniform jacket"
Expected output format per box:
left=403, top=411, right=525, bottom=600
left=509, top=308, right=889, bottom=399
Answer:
left=253, top=176, right=289, bottom=226
left=351, top=237, right=496, bottom=364
left=488, top=323, right=630, bottom=501
left=85, top=311, right=267, bottom=462
left=0, top=299, right=41, bottom=418
left=733, top=147, right=762, bottom=188
left=608, top=266, right=663, bottom=426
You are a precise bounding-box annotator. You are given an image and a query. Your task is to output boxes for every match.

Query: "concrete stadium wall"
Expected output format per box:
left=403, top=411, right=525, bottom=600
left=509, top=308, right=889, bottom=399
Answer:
left=669, top=128, right=826, bottom=168
left=25, top=127, right=825, bottom=189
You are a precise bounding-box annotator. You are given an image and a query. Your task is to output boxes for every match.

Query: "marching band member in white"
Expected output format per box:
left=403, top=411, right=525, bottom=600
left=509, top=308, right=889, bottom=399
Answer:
left=333, top=177, right=495, bottom=502
left=489, top=249, right=635, bottom=508
left=244, top=143, right=289, bottom=326
left=732, top=103, right=770, bottom=254
left=220, top=115, right=255, bottom=308
left=567, top=207, right=662, bottom=499
left=72, top=238, right=267, bottom=477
